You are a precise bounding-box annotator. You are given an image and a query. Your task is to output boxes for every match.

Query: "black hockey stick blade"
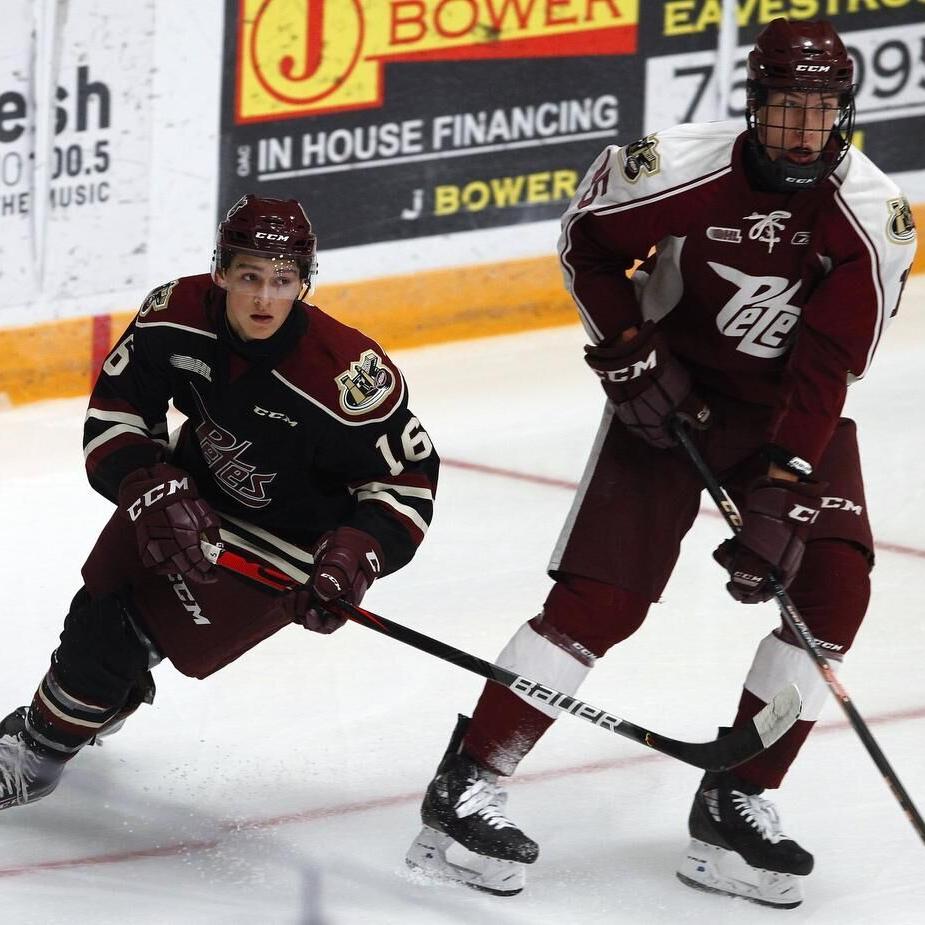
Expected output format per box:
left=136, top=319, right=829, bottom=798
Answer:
left=201, top=541, right=801, bottom=771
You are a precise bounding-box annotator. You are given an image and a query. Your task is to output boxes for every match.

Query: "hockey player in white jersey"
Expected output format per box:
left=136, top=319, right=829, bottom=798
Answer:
left=406, top=17, right=916, bottom=907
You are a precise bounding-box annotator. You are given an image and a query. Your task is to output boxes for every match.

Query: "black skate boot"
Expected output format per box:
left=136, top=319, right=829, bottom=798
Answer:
left=0, top=708, right=70, bottom=811
left=406, top=715, right=538, bottom=896
left=677, top=763, right=813, bottom=909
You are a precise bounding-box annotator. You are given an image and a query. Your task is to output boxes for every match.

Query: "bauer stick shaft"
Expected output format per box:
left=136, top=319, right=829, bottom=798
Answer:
left=200, top=540, right=800, bottom=772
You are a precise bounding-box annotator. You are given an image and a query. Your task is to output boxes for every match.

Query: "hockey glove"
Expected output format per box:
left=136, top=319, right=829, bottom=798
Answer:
left=118, top=463, right=220, bottom=583
left=583, top=322, right=711, bottom=449
left=293, top=527, right=384, bottom=634
left=713, top=477, right=824, bottom=604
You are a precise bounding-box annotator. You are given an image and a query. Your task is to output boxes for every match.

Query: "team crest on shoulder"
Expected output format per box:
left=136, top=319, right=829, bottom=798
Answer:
left=139, top=280, right=178, bottom=317
left=621, top=135, right=660, bottom=183
left=886, top=197, right=916, bottom=245
left=336, top=349, right=395, bottom=415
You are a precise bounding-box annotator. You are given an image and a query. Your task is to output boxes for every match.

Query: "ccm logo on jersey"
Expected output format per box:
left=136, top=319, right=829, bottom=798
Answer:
left=254, top=405, right=298, bottom=427
left=126, top=477, right=189, bottom=521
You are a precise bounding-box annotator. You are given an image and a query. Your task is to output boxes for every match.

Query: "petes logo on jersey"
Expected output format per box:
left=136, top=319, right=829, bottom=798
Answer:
left=336, top=350, right=395, bottom=415
left=709, top=262, right=801, bottom=358
left=192, top=386, right=276, bottom=508
left=743, top=211, right=791, bottom=253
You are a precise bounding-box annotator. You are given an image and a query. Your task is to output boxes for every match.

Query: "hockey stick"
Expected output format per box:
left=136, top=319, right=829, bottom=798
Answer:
left=671, top=418, right=925, bottom=844
left=200, top=540, right=800, bottom=772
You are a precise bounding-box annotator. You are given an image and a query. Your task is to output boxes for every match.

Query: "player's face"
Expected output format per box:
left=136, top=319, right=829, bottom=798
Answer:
left=757, top=90, right=841, bottom=164
left=216, top=255, right=302, bottom=341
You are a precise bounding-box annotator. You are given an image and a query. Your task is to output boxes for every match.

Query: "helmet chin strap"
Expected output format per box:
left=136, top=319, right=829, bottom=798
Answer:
left=744, top=137, right=830, bottom=193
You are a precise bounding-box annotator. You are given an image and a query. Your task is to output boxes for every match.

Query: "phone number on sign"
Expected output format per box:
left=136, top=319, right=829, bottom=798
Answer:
left=644, top=23, right=925, bottom=130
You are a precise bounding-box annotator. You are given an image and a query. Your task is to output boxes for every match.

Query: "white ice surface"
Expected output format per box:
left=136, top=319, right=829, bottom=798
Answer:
left=1, top=279, right=924, bottom=924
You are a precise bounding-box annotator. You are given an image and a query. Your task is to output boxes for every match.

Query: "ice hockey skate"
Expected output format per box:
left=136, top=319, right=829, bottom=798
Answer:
left=405, top=715, right=538, bottom=896
left=0, top=707, right=69, bottom=811
left=677, top=765, right=813, bottom=908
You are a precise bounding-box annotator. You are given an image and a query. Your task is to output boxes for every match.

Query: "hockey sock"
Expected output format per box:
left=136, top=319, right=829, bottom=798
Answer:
left=729, top=540, right=869, bottom=789
left=465, top=684, right=557, bottom=776
left=26, top=663, right=123, bottom=756
left=463, top=577, right=650, bottom=775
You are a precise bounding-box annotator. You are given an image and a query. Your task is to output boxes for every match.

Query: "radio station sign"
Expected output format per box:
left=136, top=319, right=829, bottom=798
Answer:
left=0, top=0, right=154, bottom=310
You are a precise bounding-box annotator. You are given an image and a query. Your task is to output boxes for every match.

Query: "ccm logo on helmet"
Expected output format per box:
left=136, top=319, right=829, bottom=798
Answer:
left=255, top=232, right=290, bottom=241
left=795, top=64, right=831, bottom=72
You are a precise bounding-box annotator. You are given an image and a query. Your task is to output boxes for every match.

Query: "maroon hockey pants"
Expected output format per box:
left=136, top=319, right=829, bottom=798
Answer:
left=462, top=414, right=873, bottom=788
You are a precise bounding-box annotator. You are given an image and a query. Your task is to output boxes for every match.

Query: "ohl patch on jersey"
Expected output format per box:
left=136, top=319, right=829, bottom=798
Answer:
left=336, top=350, right=395, bottom=415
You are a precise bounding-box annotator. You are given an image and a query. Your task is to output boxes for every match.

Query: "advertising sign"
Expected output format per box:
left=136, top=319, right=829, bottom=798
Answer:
left=0, top=0, right=36, bottom=303
left=219, top=0, right=643, bottom=249
left=0, top=0, right=154, bottom=310
left=641, top=3, right=925, bottom=177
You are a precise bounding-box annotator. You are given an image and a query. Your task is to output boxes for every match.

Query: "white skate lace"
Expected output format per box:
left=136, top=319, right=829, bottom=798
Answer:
left=454, top=777, right=516, bottom=830
left=0, top=734, right=38, bottom=806
left=732, top=790, right=787, bottom=844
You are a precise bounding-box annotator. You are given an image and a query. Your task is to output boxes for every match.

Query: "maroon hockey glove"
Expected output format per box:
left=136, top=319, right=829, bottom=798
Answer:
left=713, top=477, right=824, bottom=604
left=583, top=322, right=711, bottom=449
left=118, top=464, right=220, bottom=583
left=292, top=527, right=384, bottom=634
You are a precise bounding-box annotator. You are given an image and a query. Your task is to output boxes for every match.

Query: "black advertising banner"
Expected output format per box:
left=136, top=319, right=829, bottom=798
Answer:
left=218, top=1, right=644, bottom=250
left=639, top=2, right=925, bottom=176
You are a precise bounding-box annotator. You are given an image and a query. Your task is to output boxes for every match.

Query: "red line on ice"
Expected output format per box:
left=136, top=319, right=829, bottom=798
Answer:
left=0, top=704, right=922, bottom=879
left=441, top=457, right=925, bottom=561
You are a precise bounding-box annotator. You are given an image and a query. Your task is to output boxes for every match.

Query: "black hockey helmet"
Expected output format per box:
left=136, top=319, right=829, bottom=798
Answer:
left=212, top=194, right=317, bottom=288
left=745, top=18, right=855, bottom=191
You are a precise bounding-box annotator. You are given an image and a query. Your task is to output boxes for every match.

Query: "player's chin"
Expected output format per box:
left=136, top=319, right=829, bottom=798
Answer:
left=247, top=316, right=282, bottom=338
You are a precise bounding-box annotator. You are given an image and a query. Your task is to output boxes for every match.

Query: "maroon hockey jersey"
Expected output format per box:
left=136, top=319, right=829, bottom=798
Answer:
left=559, top=122, right=917, bottom=467
left=84, top=275, right=439, bottom=579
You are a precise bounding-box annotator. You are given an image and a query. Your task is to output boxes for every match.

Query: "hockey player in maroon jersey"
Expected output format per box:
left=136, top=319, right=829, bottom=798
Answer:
left=407, top=18, right=916, bottom=906
left=0, top=195, right=439, bottom=812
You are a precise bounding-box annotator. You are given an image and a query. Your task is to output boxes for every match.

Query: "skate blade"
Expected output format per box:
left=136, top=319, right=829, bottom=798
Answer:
left=405, top=825, right=526, bottom=897
left=677, top=839, right=804, bottom=909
